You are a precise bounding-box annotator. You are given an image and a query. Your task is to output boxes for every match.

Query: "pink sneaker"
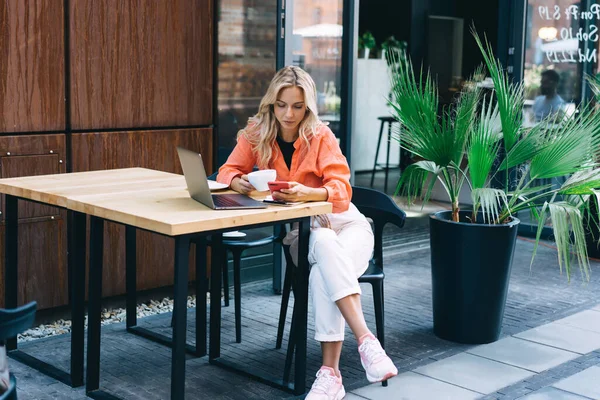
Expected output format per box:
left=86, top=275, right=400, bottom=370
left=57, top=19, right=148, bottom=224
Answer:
left=358, top=333, right=398, bottom=383
left=305, top=366, right=346, bottom=400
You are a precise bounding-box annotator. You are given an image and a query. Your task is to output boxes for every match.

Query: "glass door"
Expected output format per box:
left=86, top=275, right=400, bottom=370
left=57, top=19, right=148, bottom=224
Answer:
left=284, top=0, right=345, bottom=145
left=511, top=0, right=597, bottom=234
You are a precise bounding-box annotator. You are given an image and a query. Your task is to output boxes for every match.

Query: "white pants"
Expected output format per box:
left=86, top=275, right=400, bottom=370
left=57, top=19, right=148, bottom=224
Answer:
left=285, top=203, right=374, bottom=342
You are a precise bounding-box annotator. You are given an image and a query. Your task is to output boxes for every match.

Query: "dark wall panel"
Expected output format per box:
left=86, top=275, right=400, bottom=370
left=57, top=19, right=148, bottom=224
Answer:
left=0, top=1, right=65, bottom=133
left=0, top=134, right=67, bottom=309
left=69, top=0, right=213, bottom=130
left=71, top=128, right=212, bottom=297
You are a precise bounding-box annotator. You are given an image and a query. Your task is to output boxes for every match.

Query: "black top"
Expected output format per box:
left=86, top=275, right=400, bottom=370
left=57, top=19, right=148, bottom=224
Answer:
left=277, top=135, right=296, bottom=170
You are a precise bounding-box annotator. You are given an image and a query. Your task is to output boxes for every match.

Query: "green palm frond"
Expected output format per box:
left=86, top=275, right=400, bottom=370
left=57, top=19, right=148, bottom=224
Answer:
left=559, top=169, right=600, bottom=195
left=387, top=50, right=459, bottom=167
left=468, top=96, right=501, bottom=189
left=472, top=188, right=509, bottom=223
left=453, top=67, right=483, bottom=165
left=472, top=28, right=523, bottom=152
left=499, top=123, right=548, bottom=170
left=530, top=106, right=600, bottom=179
left=585, top=74, right=600, bottom=100
left=396, top=161, right=442, bottom=206
left=533, top=201, right=589, bottom=281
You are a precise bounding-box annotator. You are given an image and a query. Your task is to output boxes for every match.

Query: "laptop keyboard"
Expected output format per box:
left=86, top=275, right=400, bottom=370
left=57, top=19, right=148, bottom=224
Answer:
left=213, top=194, right=244, bottom=208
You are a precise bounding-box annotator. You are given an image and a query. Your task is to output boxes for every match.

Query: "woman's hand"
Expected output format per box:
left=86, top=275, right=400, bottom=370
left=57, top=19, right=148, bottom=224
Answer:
left=230, top=175, right=255, bottom=195
left=271, top=182, right=328, bottom=203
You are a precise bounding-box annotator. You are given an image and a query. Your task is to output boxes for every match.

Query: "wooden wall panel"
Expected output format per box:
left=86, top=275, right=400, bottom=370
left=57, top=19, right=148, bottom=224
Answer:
left=72, top=128, right=212, bottom=297
left=0, top=1, right=65, bottom=132
left=69, top=0, right=213, bottom=130
left=0, top=134, right=67, bottom=309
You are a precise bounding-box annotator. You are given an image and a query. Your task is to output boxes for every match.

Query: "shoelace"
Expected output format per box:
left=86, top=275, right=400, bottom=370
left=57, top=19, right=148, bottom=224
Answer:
left=312, top=370, right=338, bottom=393
left=359, top=338, right=386, bottom=364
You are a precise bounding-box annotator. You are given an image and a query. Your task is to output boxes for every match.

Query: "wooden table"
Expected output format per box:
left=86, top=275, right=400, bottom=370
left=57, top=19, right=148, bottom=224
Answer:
left=0, top=168, right=332, bottom=399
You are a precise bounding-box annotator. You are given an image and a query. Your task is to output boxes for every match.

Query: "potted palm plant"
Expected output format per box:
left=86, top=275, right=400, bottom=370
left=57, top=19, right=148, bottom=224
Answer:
left=387, top=30, right=600, bottom=344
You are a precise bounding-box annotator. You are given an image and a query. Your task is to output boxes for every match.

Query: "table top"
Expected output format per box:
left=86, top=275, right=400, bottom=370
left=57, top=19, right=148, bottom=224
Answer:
left=0, top=168, right=332, bottom=236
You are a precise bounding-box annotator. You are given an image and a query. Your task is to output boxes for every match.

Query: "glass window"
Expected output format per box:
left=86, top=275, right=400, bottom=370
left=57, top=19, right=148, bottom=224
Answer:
left=217, top=0, right=277, bottom=165
left=287, top=0, right=344, bottom=138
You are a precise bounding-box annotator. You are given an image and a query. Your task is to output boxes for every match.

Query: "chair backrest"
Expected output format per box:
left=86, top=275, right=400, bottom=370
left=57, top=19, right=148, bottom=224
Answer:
left=351, top=186, right=406, bottom=266
left=0, top=302, right=37, bottom=341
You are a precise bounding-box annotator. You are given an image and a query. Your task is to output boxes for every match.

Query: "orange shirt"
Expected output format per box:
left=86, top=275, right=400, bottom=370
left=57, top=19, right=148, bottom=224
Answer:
left=217, top=125, right=351, bottom=213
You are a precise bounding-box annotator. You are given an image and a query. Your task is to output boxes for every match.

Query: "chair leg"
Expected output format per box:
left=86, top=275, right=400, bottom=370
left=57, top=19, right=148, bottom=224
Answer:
left=276, top=264, right=294, bottom=349
left=232, top=249, right=243, bottom=343
left=223, top=250, right=230, bottom=307
left=372, top=280, right=388, bottom=387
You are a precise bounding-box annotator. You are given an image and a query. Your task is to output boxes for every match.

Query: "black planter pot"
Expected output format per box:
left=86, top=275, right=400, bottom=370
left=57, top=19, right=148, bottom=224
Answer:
left=430, top=210, right=520, bottom=344
left=584, top=196, right=600, bottom=258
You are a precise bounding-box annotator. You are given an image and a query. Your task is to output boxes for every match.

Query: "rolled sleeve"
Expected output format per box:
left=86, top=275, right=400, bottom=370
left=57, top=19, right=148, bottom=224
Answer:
left=217, top=134, right=257, bottom=185
left=319, top=135, right=352, bottom=213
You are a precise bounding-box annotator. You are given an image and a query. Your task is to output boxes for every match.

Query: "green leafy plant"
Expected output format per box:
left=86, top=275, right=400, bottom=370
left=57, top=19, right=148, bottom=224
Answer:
left=387, top=29, right=600, bottom=280
left=382, top=36, right=406, bottom=52
left=361, top=31, right=376, bottom=50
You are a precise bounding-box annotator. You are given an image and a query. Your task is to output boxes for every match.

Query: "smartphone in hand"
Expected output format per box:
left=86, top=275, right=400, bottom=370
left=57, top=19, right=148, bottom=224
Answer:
left=268, top=181, right=290, bottom=193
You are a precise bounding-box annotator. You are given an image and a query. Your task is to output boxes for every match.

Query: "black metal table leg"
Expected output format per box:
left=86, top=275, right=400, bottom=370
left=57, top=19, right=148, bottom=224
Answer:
left=125, top=226, right=137, bottom=329
left=125, top=228, right=201, bottom=355
left=272, top=225, right=283, bottom=294
left=292, top=217, right=310, bottom=395
left=4, top=195, right=18, bottom=351
left=69, top=211, right=86, bottom=387
left=209, top=233, right=224, bottom=360
left=195, top=236, right=208, bottom=357
left=171, top=235, right=191, bottom=400
left=86, top=216, right=109, bottom=397
left=5, top=198, right=85, bottom=387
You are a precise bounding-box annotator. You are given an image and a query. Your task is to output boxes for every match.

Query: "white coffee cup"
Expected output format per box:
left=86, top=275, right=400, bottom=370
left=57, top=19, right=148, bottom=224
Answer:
left=247, top=169, right=277, bottom=191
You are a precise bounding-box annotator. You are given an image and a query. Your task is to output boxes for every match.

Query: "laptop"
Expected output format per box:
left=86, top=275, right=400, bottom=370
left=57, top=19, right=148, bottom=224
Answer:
left=176, top=147, right=267, bottom=210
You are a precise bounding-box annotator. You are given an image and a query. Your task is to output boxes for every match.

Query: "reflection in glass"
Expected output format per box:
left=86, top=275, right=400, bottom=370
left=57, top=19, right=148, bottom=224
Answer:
left=519, top=0, right=595, bottom=228
left=217, top=0, right=277, bottom=165
left=288, top=0, right=344, bottom=138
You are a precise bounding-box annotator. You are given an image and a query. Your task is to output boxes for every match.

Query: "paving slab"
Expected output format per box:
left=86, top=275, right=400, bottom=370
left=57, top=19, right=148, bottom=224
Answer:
left=466, top=337, right=579, bottom=373
left=413, top=353, right=534, bottom=394
left=555, top=310, right=600, bottom=334
left=344, top=393, right=370, bottom=400
left=517, top=387, right=591, bottom=400
left=514, top=323, right=600, bottom=354
left=352, top=371, right=480, bottom=400
left=553, top=366, right=600, bottom=399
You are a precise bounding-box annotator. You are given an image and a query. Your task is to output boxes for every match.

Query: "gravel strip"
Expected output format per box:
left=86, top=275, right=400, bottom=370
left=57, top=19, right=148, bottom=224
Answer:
left=18, top=294, right=207, bottom=342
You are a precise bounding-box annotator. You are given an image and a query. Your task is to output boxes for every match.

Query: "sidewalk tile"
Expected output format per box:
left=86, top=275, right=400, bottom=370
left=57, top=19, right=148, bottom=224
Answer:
left=553, top=366, right=600, bottom=399
left=515, top=323, right=600, bottom=354
left=518, top=387, right=590, bottom=399
left=555, top=310, right=600, bottom=334
left=352, top=372, right=480, bottom=400
left=413, top=353, right=533, bottom=394
left=344, top=394, right=370, bottom=400
left=467, top=337, right=579, bottom=373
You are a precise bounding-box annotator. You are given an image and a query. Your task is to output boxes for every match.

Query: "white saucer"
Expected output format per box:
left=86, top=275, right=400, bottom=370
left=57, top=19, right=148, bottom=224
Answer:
left=208, top=181, right=229, bottom=191
left=223, top=231, right=246, bottom=238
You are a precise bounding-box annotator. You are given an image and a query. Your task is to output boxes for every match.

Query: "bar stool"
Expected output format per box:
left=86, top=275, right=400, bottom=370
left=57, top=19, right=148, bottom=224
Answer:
left=370, top=116, right=400, bottom=193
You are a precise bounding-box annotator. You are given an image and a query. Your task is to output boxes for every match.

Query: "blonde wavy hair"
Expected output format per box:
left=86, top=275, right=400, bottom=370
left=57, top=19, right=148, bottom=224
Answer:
left=239, top=66, right=325, bottom=169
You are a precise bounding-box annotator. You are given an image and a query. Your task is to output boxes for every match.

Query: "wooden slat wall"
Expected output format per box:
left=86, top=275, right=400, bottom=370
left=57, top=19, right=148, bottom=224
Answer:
left=0, top=1, right=65, bottom=133
left=72, top=129, right=212, bottom=297
left=0, top=135, right=68, bottom=309
left=0, top=0, right=214, bottom=310
left=69, top=0, right=213, bottom=130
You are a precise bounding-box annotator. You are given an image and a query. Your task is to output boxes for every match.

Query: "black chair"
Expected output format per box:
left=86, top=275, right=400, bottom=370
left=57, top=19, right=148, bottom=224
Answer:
left=275, top=186, right=405, bottom=386
left=0, top=302, right=37, bottom=400
left=191, top=172, right=284, bottom=344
